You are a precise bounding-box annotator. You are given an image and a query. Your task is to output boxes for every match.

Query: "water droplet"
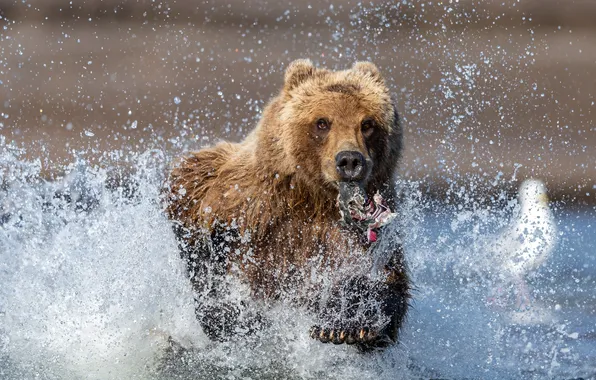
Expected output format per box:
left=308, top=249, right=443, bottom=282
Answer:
left=174, top=96, right=181, bottom=105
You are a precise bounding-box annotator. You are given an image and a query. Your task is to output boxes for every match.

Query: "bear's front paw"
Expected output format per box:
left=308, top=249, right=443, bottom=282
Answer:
left=309, top=324, right=394, bottom=349
left=309, top=325, right=372, bottom=345
left=308, top=276, right=403, bottom=350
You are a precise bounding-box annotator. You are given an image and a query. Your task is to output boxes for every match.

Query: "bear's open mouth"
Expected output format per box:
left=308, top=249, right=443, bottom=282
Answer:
left=337, top=182, right=397, bottom=242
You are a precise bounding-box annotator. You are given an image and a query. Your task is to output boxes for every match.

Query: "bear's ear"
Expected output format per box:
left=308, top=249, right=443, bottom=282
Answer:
left=352, top=61, right=383, bottom=82
left=284, top=59, right=315, bottom=92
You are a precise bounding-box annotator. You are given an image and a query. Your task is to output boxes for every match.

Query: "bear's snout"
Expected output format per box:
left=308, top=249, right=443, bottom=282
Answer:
left=335, top=151, right=367, bottom=181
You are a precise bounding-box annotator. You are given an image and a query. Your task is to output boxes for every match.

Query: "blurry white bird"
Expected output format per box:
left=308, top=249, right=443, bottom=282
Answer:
left=489, top=179, right=558, bottom=316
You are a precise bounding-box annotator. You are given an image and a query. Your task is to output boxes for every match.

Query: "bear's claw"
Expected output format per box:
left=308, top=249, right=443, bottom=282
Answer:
left=309, top=325, right=379, bottom=346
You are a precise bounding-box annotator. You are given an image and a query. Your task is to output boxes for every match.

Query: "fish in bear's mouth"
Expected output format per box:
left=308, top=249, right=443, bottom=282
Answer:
left=336, top=182, right=397, bottom=243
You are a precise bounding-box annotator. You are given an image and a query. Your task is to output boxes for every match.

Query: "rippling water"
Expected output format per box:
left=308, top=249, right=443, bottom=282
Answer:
left=1, top=143, right=595, bottom=379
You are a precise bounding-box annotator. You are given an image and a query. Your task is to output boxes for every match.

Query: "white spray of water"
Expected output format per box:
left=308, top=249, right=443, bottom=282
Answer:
left=0, top=145, right=205, bottom=379
left=0, top=139, right=594, bottom=379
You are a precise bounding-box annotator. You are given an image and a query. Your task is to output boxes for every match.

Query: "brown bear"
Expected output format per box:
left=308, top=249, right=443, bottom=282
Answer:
left=166, top=59, right=409, bottom=351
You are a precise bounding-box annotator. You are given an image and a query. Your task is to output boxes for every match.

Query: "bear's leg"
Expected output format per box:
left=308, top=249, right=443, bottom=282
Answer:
left=310, top=245, right=409, bottom=351
left=198, top=299, right=266, bottom=342
left=174, top=225, right=266, bottom=342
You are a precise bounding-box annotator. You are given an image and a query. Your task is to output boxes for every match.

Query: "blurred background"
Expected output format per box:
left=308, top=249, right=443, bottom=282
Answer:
left=1, top=0, right=595, bottom=203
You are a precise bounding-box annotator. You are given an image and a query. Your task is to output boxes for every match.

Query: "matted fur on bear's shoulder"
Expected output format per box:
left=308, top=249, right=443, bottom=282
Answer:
left=166, top=59, right=409, bottom=350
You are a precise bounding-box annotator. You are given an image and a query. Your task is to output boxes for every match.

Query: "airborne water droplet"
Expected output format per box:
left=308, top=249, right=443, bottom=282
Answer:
left=174, top=96, right=181, bottom=105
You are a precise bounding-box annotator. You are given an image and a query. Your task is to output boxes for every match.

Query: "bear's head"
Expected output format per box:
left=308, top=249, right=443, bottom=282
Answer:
left=256, top=59, right=402, bottom=201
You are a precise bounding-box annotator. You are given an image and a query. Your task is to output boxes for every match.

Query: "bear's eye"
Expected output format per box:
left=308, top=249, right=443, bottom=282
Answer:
left=316, top=118, right=330, bottom=131
left=361, top=118, right=376, bottom=138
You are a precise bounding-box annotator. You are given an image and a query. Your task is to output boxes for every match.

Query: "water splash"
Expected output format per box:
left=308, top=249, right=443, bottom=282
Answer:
left=0, top=141, right=203, bottom=379
left=1, top=137, right=595, bottom=379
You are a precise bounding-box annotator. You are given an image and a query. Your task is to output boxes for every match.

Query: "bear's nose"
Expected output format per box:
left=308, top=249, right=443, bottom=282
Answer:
left=335, top=151, right=366, bottom=181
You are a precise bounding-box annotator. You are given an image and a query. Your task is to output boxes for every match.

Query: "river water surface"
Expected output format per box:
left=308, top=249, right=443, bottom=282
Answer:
left=1, top=143, right=594, bottom=380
